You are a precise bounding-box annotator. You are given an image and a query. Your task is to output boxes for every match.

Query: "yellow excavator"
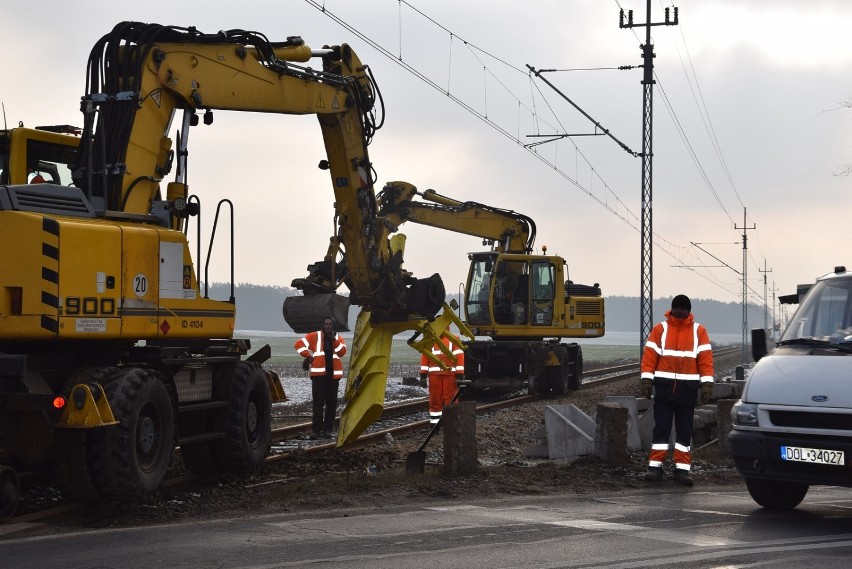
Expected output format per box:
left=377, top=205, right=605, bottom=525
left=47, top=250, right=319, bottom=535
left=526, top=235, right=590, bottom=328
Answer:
left=0, top=22, right=468, bottom=518
left=378, top=182, right=604, bottom=395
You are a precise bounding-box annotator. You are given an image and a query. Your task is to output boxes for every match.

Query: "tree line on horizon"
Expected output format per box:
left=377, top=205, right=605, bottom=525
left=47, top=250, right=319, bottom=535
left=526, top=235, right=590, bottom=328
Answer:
left=205, top=283, right=771, bottom=335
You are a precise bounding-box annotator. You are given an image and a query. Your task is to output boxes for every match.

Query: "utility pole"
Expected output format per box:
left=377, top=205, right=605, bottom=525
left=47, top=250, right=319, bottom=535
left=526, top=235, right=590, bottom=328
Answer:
left=759, top=260, right=772, bottom=330
left=620, top=2, right=678, bottom=356
left=734, top=208, right=756, bottom=364
left=770, top=280, right=779, bottom=340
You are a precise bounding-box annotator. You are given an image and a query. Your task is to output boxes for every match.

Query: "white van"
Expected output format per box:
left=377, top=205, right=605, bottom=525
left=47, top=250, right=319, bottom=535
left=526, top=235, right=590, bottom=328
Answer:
left=730, top=266, right=852, bottom=509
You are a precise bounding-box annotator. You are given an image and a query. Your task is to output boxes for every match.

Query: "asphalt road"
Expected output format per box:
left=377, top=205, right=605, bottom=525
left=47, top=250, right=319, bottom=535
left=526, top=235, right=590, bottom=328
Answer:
left=3, top=485, right=852, bottom=568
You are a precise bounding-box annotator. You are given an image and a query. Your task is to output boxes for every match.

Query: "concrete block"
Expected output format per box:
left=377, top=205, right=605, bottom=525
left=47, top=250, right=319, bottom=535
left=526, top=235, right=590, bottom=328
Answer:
left=544, top=404, right=595, bottom=459
left=712, top=383, right=737, bottom=399
left=603, top=396, right=642, bottom=449
left=594, top=402, right=630, bottom=464
left=442, top=401, right=477, bottom=476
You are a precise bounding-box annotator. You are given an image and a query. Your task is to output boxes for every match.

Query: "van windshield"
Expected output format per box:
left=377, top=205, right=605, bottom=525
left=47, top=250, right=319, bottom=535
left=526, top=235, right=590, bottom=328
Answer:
left=781, top=276, right=852, bottom=344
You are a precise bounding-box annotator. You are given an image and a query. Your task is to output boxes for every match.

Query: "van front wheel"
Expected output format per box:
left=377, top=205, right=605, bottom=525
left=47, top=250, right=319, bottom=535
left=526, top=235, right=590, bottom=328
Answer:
left=744, top=477, right=808, bottom=509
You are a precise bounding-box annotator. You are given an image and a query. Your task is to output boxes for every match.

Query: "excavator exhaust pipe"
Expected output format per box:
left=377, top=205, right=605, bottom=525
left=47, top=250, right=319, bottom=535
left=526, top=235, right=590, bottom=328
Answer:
left=283, top=293, right=351, bottom=333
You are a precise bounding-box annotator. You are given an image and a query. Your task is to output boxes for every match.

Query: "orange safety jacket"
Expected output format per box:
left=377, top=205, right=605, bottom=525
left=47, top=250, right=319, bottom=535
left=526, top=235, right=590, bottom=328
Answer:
left=641, top=310, right=713, bottom=403
left=294, top=330, right=347, bottom=379
left=420, top=336, right=465, bottom=423
left=420, top=336, right=465, bottom=378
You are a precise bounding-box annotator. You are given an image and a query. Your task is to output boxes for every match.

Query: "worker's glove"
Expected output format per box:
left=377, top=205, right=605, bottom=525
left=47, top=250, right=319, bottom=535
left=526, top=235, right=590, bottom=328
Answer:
left=419, top=373, right=428, bottom=388
left=699, top=382, right=714, bottom=405
left=640, top=378, right=653, bottom=399
left=301, top=356, right=312, bottom=371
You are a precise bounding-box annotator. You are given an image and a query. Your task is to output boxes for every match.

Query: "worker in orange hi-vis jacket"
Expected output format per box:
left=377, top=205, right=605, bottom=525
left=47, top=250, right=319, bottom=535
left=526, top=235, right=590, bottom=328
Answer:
left=640, top=294, right=714, bottom=487
left=419, top=336, right=465, bottom=425
left=294, top=316, right=347, bottom=440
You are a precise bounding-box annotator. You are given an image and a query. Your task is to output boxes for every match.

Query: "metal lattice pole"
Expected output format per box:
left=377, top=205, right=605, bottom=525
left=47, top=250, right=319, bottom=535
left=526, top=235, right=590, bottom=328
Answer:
left=620, top=1, right=678, bottom=356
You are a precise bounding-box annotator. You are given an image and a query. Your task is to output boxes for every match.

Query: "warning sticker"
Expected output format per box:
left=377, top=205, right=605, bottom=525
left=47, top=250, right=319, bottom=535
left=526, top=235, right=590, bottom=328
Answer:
left=76, top=318, right=106, bottom=333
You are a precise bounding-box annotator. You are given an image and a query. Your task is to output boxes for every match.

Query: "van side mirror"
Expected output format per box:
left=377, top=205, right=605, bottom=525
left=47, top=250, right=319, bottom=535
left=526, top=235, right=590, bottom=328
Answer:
left=751, top=328, right=769, bottom=362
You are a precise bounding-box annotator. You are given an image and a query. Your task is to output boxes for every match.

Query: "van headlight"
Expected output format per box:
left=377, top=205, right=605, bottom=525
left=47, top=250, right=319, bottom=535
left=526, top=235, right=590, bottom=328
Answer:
left=732, top=401, right=759, bottom=426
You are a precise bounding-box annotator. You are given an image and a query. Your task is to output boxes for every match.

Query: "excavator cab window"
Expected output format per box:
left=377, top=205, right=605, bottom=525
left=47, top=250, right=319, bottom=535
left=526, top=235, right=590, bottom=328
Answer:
left=494, top=260, right=527, bottom=325
left=466, top=255, right=495, bottom=326
left=530, top=261, right=555, bottom=326
left=26, top=140, right=76, bottom=185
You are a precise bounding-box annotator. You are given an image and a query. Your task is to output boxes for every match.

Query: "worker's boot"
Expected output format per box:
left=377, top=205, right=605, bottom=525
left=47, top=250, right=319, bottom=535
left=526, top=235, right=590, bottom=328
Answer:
left=674, top=470, right=694, bottom=487
left=643, top=466, right=663, bottom=481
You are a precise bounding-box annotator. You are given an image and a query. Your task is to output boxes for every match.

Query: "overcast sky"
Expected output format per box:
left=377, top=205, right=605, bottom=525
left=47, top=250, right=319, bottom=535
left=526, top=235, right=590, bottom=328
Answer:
left=4, top=1, right=850, bottom=325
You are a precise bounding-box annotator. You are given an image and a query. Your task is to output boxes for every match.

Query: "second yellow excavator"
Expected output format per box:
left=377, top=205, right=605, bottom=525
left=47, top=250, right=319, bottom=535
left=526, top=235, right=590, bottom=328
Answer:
left=289, top=180, right=605, bottom=397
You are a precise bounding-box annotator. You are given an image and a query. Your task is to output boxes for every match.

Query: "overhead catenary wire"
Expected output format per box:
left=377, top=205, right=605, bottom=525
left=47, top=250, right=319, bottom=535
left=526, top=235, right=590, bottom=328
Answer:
left=308, top=0, right=770, bottom=305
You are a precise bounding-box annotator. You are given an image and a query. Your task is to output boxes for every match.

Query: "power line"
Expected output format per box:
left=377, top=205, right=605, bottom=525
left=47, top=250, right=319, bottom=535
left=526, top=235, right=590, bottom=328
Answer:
left=306, top=0, right=767, bottom=304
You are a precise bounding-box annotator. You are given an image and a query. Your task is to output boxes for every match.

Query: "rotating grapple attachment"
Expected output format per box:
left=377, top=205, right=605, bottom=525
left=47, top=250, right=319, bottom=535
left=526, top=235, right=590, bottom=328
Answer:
left=283, top=293, right=351, bottom=333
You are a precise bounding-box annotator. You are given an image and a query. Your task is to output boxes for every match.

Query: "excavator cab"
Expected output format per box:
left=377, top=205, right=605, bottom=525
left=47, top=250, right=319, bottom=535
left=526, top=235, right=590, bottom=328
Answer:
left=464, top=251, right=603, bottom=340
left=0, top=126, right=79, bottom=186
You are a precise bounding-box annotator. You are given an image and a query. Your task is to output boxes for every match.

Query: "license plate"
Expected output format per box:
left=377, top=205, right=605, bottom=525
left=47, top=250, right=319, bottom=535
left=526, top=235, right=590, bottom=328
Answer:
left=780, top=445, right=845, bottom=465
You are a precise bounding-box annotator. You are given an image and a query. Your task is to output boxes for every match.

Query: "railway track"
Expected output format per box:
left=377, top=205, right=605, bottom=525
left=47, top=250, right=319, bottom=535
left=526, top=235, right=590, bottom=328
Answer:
left=4, top=346, right=742, bottom=526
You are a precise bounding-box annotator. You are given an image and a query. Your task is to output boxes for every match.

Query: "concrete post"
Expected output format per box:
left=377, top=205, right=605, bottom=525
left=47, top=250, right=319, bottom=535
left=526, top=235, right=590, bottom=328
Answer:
left=443, top=401, right=477, bottom=476
left=594, top=402, right=630, bottom=464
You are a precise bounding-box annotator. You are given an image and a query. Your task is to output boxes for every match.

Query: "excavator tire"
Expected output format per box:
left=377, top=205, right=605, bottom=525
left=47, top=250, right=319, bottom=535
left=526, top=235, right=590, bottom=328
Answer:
left=92, top=367, right=175, bottom=500
left=283, top=293, right=350, bottom=333
left=214, top=361, right=271, bottom=475
left=567, top=345, right=583, bottom=391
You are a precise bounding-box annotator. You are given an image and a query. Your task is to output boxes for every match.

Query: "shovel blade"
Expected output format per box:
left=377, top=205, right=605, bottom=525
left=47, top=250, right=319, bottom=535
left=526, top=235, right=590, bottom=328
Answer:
left=405, top=450, right=427, bottom=476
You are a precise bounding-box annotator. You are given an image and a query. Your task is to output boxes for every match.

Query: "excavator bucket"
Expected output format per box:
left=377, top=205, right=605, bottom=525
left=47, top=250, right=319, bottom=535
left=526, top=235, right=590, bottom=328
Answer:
left=337, top=303, right=474, bottom=447
left=283, top=293, right=350, bottom=333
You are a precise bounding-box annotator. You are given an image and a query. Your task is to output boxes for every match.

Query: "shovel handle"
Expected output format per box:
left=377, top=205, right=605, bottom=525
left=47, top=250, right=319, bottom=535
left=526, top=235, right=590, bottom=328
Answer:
left=416, top=387, right=464, bottom=453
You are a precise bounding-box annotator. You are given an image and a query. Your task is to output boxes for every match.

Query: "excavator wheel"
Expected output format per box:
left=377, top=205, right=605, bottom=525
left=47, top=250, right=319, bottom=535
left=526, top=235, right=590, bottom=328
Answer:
left=214, top=361, right=271, bottom=475
left=567, top=345, right=583, bottom=391
left=0, top=466, right=19, bottom=521
left=92, top=367, right=175, bottom=500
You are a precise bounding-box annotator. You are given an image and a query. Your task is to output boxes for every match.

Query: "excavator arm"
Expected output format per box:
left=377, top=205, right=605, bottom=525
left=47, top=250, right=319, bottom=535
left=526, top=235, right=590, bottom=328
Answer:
left=72, top=22, right=472, bottom=446
left=376, top=181, right=537, bottom=255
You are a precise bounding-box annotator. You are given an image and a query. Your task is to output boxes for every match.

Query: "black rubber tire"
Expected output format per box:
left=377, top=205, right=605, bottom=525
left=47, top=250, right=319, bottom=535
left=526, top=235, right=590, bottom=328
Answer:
left=527, top=375, right=539, bottom=396
left=744, top=477, right=809, bottom=509
left=215, top=361, right=271, bottom=475
left=568, top=346, right=583, bottom=391
left=53, top=366, right=120, bottom=502
left=554, top=359, right=570, bottom=396
left=93, top=367, right=175, bottom=500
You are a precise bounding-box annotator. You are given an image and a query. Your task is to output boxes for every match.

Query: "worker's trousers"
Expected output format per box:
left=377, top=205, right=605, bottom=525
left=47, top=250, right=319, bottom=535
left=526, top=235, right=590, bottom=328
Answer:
left=311, top=375, right=339, bottom=434
left=428, top=372, right=458, bottom=424
left=648, top=399, right=694, bottom=471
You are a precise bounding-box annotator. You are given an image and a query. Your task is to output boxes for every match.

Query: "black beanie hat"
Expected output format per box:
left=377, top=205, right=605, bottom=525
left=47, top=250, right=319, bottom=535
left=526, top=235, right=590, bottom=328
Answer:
left=672, top=294, right=691, bottom=312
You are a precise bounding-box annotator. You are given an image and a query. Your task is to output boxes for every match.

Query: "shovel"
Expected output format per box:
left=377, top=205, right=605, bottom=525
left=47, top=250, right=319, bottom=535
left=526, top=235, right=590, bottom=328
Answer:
left=405, top=388, right=462, bottom=475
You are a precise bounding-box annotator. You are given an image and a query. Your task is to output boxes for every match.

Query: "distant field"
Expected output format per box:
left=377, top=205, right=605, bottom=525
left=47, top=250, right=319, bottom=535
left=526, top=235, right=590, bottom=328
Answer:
left=240, top=331, right=638, bottom=369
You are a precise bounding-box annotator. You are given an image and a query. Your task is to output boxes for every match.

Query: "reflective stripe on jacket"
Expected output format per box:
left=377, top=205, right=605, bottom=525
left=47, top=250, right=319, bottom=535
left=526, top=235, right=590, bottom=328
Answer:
left=294, top=330, right=347, bottom=379
left=641, top=310, right=714, bottom=384
left=420, top=336, right=465, bottom=376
